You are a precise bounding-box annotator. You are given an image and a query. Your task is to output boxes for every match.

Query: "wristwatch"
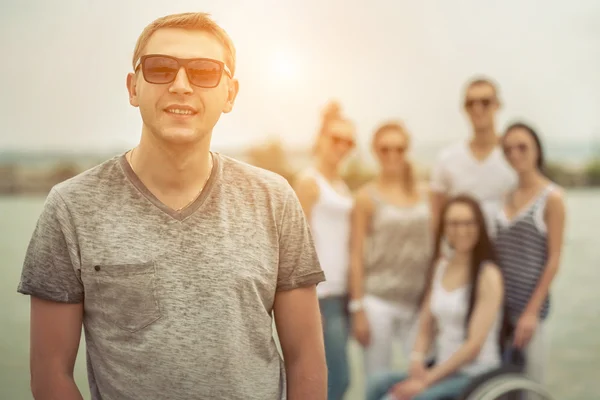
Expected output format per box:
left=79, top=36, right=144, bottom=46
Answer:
left=348, top=298, right=364, bottom=313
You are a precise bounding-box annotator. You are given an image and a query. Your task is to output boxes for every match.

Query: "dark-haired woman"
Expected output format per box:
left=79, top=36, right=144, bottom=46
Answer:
left=348, top=122, right=432, bottom=379
left=366, top=195, right=505, bottom=400
left=495, top=122, right=566, bottom=389
left=293, top=101, right=356, bottom=400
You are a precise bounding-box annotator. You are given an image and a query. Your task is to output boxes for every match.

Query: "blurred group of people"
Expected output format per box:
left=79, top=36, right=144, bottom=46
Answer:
left=294, top=77, right=566, bottom=400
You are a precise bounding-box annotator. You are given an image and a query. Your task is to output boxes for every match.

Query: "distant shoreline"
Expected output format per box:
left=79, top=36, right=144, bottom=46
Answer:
left=1, top=142, right=599, bottom=195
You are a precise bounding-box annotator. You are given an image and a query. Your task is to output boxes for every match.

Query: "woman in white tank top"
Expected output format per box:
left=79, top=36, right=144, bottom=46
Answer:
left=348, top=122, right=433, bottom=379
left=366, top=195, right=507, bottom=400
left=293, top=101, right=355, bottom=400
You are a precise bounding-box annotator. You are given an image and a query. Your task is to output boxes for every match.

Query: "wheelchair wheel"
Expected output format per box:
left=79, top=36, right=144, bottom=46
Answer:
left=462, top=372, right=554, bottom=400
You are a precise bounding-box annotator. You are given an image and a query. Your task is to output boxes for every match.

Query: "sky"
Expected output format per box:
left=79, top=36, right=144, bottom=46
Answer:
left=1, top=0, right=599, bottom=158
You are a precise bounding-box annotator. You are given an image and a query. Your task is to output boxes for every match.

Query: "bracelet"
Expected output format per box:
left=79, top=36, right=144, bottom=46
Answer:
left=347, top=299, right=364, bottom=313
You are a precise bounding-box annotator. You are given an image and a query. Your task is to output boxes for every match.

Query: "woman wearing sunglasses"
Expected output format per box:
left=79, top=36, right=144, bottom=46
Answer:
left=366, top=195, right=506, bottom=400
left=348, top=122, right=432, bottom=380
left=293, top=101, right=356, bottom=400
left=495, top=122, right=566, bottom=390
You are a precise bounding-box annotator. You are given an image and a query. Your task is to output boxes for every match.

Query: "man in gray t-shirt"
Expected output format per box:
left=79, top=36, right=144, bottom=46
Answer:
left=18, top=12, right=327, bottom=400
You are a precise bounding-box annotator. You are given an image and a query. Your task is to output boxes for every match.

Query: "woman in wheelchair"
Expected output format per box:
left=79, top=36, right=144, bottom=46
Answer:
left=366, top=195, right=507, bottom=400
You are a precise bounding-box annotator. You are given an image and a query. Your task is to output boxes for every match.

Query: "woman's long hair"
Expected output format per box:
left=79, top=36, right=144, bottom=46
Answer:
left=419, top=195, right=511, bottom=351
left=372, top=121, right=417, bottom=195
left=503, top=121, right=545, bottom=171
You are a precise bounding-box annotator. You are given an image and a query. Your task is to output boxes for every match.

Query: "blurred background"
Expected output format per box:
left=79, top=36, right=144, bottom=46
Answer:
left=1, top=0, right=599, bottom=399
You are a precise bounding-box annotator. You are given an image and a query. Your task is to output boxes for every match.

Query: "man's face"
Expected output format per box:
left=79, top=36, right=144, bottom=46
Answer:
left=463, top=83, right=499, bottom=132
left=127, top=28, right=238, bottom=146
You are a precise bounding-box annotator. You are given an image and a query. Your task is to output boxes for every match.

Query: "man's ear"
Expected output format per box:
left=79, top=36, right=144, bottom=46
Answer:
left=126, top=73, right=139, bottom=107
left=222, top=78, right=239, bottom=113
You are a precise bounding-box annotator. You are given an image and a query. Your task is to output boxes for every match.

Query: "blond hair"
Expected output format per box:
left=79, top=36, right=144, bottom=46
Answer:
left=313, top=100, right=351, bottom=155
left=372, top=121, right=416, bottom=194
left=132, top=12, right=236, bottom=76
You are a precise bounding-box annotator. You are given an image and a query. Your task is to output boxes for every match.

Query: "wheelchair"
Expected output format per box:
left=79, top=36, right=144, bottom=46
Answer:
left=439, top=348, right=555, bottom=400
left=456, top=364, right=555, bottom=400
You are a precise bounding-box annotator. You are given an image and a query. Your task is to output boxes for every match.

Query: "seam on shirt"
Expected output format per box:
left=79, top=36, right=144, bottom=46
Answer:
left=17, top=283, right=84, bottom=304
left=277, top=271, right=325, bottom=291
left=52, top=188, right=84, bottom=286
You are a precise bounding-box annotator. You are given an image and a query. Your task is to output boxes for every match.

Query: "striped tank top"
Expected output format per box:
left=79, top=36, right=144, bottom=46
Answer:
left=495, top=184, right=555, bottom=322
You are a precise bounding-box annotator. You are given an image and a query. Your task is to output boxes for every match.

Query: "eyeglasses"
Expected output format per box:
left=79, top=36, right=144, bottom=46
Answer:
left=379, top=145, right=407, bottom=155
left=445, top=219, right=477, bottom=229
left=503, top=143, right=528, bottom=155
left=465, top=97, right=495, bottom=109
left=135, top=54, right=232, bottom=88
left=328, top=135, right=355, bottom=148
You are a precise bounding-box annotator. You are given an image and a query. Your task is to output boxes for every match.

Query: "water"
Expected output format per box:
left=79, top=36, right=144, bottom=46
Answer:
left=1, top=190, right=599, bottom=399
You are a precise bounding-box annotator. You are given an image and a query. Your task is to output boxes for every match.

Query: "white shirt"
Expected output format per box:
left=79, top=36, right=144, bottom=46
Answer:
left=430, top=141, right=517, bottom=237
left=308, top=169, right=353, bottom=298
left=430, top=259, right=501, bottom=375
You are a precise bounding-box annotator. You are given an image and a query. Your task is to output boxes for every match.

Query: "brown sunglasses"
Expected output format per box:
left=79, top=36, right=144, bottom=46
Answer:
left=503, top=143, right=528, bottom=155
left=135, top=54, right=232, bottom=88
left=327, top=135, right=355, bottom=147
left=465, top=97, right=495, bottom=109
left=378, top=145, right=407, bottom=155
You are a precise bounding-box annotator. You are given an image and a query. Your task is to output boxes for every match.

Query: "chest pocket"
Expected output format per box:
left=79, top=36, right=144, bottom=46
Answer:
left=91, top=262, right=162, bottom=332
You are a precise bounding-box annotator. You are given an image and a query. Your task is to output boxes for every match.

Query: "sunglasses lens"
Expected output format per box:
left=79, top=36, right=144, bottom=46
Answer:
left=332, top=137, right=354, bottom=148
left=465, top=98, right=493, bottom=109
left=188, top=59, right=223, bottom=88
left=142, top=56, right=179, bottom=84
left=380, top=146, right=405, bottom=154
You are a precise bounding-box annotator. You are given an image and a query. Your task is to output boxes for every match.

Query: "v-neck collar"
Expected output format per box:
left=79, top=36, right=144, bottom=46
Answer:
left=119, top=151, right=220, bottom=222
left=463, top=141, right=501, bottom=166
left=500, top=184, right=553, bottom=225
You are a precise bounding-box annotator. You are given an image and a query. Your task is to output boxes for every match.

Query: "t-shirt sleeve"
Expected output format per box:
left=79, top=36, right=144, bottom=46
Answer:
left=429, top=152, right=451, bottom=193
left=17, top=188, right=84, bottom=303
left=276, top=185, right=325, bottom=291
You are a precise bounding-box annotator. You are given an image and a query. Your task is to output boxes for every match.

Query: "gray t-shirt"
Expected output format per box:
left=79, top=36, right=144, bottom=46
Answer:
left=17, top=152, right=325, bottom=400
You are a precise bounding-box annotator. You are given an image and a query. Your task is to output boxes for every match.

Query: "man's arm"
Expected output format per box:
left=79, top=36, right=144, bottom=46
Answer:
left=30, top=298, right=84, bottom=400
left=274, top=286, right=327, bottom=400
left=276, top=180, right=327, bottom=399
left=16, top=189, right=86, bottom=399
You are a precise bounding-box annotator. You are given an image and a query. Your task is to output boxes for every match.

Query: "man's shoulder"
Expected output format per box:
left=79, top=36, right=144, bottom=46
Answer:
left=217, top=153, right=293, bottom=194
left=436, top=141, right=468, bottom=162
left=52, top=154, right=124, bottom=203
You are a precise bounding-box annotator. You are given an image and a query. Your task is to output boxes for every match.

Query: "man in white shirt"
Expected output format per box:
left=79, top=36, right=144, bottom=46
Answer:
left=430, top=77, right=517, bottom=237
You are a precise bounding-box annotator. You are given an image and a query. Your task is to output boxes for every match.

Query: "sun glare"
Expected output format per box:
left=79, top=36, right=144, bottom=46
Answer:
left=271, top=51, right=298, bottom=83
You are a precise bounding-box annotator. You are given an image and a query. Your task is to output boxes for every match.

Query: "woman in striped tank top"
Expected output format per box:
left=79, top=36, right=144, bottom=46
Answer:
left=495, top=122, right=566, bottom=386
left=348, top=122, right=432, bottom=379
left=294, top=101, right=356, bottom=400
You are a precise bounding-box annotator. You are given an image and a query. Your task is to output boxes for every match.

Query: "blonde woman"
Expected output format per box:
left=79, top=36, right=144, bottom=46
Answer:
left=348, top=122, right=433, bottom=379
left=294, top=102, right=356, bottom=400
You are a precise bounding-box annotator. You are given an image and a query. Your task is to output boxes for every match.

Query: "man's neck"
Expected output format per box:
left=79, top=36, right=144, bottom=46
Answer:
left=131, top=131, right=212, bottom=196
left=471, top=127, right=498, bottom=148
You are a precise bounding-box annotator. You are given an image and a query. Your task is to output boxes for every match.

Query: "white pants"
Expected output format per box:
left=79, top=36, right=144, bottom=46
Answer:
left=363, top=295, right=420, bottom=378
left=523, top=322, right=546, bottom=400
